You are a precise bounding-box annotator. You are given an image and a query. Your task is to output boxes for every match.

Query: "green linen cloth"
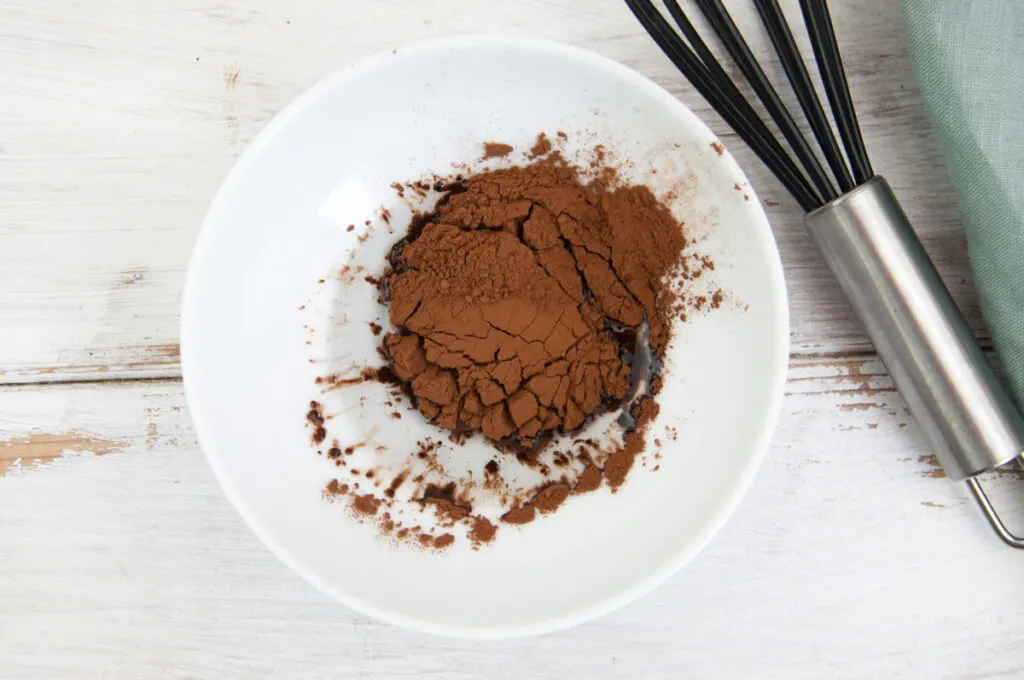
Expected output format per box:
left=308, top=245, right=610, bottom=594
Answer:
left=901, top=0, right=1024, bottom=408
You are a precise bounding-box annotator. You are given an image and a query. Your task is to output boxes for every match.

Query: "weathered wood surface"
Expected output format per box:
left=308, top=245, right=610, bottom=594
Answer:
left=3, top=1, right=1020, bottom=678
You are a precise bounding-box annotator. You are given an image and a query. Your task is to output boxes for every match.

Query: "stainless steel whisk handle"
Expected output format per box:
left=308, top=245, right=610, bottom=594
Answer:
left=806, top=176, right=1024, bottom=547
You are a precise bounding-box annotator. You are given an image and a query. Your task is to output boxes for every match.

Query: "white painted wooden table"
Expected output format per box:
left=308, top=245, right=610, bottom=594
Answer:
left=3, top=1, right=1023, bottom=678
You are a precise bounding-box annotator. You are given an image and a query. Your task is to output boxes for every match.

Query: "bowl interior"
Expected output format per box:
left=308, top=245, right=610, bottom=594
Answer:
left=182, top=36, right=788, bottom=638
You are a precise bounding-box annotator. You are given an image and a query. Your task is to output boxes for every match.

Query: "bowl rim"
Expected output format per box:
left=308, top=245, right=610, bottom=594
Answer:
left=181, top=33, right=791, bottom=639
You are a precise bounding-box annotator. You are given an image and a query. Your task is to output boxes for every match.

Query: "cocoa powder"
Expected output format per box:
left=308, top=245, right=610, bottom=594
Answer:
left=468, top=516, right=497, bottom=544
left=574, top=464, right=603, bottom=494
left=383, top=149, right=684, bottom=448
left=310, top=136, right=711, bottom=551
left=482, top=142, right=514, bottom=159
left=306, top=400, right=326, bottom=446
left=602, top=398, right=660, bottom=489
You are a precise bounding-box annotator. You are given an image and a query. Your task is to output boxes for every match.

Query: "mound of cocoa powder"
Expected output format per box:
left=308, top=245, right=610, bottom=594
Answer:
left=382, top=145, right=685, bottom=447
left=309, top=136, right=708, bottom=551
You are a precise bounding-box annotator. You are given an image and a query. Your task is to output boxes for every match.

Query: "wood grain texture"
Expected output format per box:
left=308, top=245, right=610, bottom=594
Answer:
left=0, top=432, right=127, bottom=475
left=2, top=375, right=1023, bottom=679
left=0, top=0, right=986, bottom=382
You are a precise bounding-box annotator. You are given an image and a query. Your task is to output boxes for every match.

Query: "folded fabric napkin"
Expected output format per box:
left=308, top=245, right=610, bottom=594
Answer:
left=902, top=0, right=1024, bottom=408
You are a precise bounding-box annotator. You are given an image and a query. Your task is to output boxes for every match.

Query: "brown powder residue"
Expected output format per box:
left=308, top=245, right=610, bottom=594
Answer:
left=603, top=399, right=660, bottom=490
left=306, top=400, right=326, bottom=446
left=501, top=504, right=537, bottom=525
left=531, top=482, right=571, bottom=514
left=529, top=132, right=552, bottom=158
left=574, top=464, right=603, bottom=494
left=469, top=516, right=497, bottom=546
left=482, top=142, right=514, bottom=159
left=425, top=497, right=471, bottom=522
left=325, top=479, right=348, bottom=496
left=316, top=366, right=403, bottom=391
left=497, top=434, right=656, bottom=523
left=324, top=478, right=464, bottom=551
left=384, top=471, right=407, bottom=498
left=711, top=141, right=725, bottom=156
left=353, top=493, right=381, bottom=516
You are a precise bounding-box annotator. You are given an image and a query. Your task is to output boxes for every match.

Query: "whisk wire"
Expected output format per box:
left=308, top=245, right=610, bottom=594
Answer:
left=800, top=0, right=873, bottom=184
left=626, top=0, right=820, bottom=210
left=693, top=0, right=837, bottom=202
left=662, top=0, right=820, bottom=203
left=627, top=0, right=873, bottom=209
left=662, top=0, right=766, bottom=128
left=751, top=0, right=856, bottom=192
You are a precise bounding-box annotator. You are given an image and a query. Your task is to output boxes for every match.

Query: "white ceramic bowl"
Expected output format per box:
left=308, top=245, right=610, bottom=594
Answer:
left=182, top=35, right=789, bottom=638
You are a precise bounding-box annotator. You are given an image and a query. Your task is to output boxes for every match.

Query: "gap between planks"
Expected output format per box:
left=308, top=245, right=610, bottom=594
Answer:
left=0, top=350, right=896, bottom=388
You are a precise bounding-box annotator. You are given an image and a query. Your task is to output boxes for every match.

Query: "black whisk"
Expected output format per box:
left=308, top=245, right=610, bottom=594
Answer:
left=624, top=0, right=870, bottom=210
left=626, top=0, right=1024, bottom=548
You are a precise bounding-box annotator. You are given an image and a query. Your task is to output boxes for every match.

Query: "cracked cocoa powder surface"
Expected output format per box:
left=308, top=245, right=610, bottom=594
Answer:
left=383, top=151, right=685, bottom=447
left=309, top=137, right=714, bottom=551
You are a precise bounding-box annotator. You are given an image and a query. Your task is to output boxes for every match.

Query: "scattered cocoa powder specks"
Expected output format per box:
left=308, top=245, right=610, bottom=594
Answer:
left=482, top=142, right=514, bottom=159
left=531, top=483, right=570, bottom=515
left=501, top=504, right=537, bottom=525
left=528, top=132, right=552, bottom=158
left=385, top=471, right=407, bottom=499
left=469, top=517, right=497, bottom=546
left=352, top=493, right=381, bottom=516
left=306, top=400, right=326, bottom=445
left=574, top=464, right=603, bottom=494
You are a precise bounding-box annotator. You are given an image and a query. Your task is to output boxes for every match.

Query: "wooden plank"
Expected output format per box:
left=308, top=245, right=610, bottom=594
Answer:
left=0, top=378, right=192, bottom=478
left=0, top=433, right=127, bottom=476
left=2, top=371, right=1022, bottom=678
left=0, top=0, right=986, bottom=383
